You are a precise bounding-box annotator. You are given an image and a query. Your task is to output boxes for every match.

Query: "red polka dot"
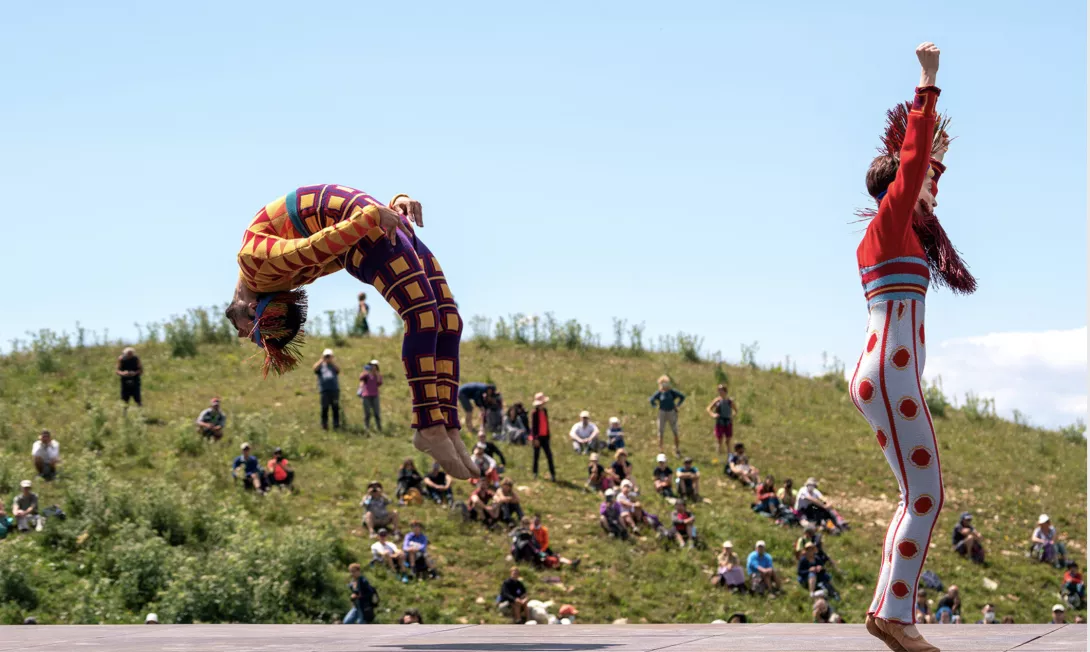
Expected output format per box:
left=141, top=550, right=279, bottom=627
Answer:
left=913, top=495, right=934, bottom=515
left=898, top=540, right=919, bottom=559
left=866, top=333, right=878, bottom=353
left=910, top=447, right=932, bottom=468
left=898, top=397, right=919, bottom=419
left=891, top=347, right=911, bottom=369
left=891, top=580, right=911, bottom=598
left=876, top=429, right=888, bottom=449
left=858, top=379, right=875, bottom=402
left=918, top=324, right=925, bottom=344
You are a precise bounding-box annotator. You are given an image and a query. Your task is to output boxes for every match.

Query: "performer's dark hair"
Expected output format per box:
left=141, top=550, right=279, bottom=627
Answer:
left=866, top=155, right=900, bottom=198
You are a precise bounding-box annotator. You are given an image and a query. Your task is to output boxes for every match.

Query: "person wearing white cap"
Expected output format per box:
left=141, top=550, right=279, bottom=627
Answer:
left=605, top=417, right=626, bottom=451
left=569, top=410, right=601, bottom=454
left=232, top=443, right=267, bottom=493
left=13, top=480, right=39, bottom=532
left=746, top=540, right=782, bottom=594
left=144, top=613, right=159, bottom=624
left=1031, top=513, right=1068, bottom=567
left=358, top=359, right=384, bottom=433
left=1050, top=603, right=1067, bottom=624
left=313, top=349, right=342, bottom=430
left=598, top=488, right=625, bottom=538
left=652, top=453, right=676, bottom=499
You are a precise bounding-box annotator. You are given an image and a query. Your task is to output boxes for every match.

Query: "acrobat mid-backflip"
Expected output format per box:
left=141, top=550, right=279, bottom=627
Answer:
left=224, top=185, right=479, bottom=481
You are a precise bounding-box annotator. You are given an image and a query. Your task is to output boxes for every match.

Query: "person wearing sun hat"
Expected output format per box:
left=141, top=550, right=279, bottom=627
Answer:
left=712, top=541, right=745, bottom=590
left=529, top=392, right=556, bottom=481
left=558, top=604, right=578, bottom=623
left=1031, top=513, right=1067, bottom=567
left=224, top=184, right=476, bottom=481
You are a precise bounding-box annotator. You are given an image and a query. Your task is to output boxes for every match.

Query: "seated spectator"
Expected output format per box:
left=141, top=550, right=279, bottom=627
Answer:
left=1031, top=514, right=1068, bottom=567
left=361, top=481, right=400, bottom=538
left=752, top=475, right=780, bottom=516
left=1050, top=604, right=1067, bottom=625
left=915, top=591, right=932, bottom=624
left=343, top=563, right=378, bottom=624
left=777, top=478, right=797, bottom=511
left=145, top=613, right=158, bottom=624
left=400, top=608, right=423, bottom=624
left=495, top=478, right=525, bottom=524
left=569, top=411, right=602, bottom=454
left=797, top=542, right=835, bottom=598
left=403, top=521, right=437, bottom=579
left=470, top=444, right=502, bottom=488
left=422, top=462, right=454, bottom=506
left=265, top=447, right=295, bottom=490
left=675, top=457, right=701, bottom=500
left=371, top=528, right=410, bottom=583
left=952, top=512, right=986, bottom=564
left=711, top=541, right=747, bottom=590
left=605, top=417, right=626, bottom=451
left=935, top=585, right=961, bottom=624
left=499, top=567, right=530, bottom=623
left=670, top=499, right=697, bottom=548
left=396, top=458, right=424, bottom=504
left=611, top=449, right=634, bottom=489
left=0, top=502, right=14, bottom=540
left=476, top=431, right=508, bottom=470
left=726, top=443, right=759, bottom=487
left=503, top=403, right=531, bottom=445
left=633, top=504, right=669, bottom=539
left=482, top=390, right=505, bottom=440
left=813, top=597, right=843, bottom=623
left=468, top=482, right=501, bottom=524
left=746, top=540, right=782, bottom=594
left=794, top=525, right=836, bottom=569
left=616, top=481, right=641, bottom=534
left=975, top=603, right=998, bottom=624
left=652, top=453, right=675, bottom=499
left=195, top=397, right=226, bottom=441
left=31, top=430, right=60, bottom=481
left=598, top=489, right=625, bottom=538
left=796, top=478, right=848, bottom=533
left=12, top=481, right=39, bottom=532
left=727, top=613, right=748, bottom=624
left=232, top=443, right=267, bottom=493
left=585, top=453, right=612, bottom=492
left=530, top=515, right=579, bottom=568
left=1063, top=561, right=1085, bottom=608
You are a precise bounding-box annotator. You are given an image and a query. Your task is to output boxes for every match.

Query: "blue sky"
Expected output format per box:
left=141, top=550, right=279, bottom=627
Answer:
left=2, top=1, right=1085, bottom=427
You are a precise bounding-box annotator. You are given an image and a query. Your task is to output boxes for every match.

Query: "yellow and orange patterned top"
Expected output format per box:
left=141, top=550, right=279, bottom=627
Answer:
left=237, top=184, right=403, bottom=293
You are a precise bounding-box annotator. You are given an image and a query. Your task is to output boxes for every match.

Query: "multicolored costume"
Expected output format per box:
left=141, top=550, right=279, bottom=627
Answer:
left=848, top=86, right=975, bottom=625
left=237, top=184, right=463, bottom=431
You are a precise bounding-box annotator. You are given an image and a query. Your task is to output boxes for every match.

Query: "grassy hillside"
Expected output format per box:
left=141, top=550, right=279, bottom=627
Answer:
left=0, top=320, right=1085, bottom=626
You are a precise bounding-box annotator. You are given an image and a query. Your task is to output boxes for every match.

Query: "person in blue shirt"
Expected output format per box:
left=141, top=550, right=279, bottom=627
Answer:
left=649, top=376, right=686, bottom=457
left=675, top=457, right=701, bottom=500
left=403, top=520, right=437, bottom=578
left=232, top=443, right=266, bottom=493
left=458, top=382, right=496, bottom=434
left=0, top=502, right=14, bottom=540
left=746, top=540, right=782, bottom=594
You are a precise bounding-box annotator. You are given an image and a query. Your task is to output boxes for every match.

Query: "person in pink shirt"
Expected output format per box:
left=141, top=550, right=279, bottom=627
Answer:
left=358, top=360, right=384, bottom=433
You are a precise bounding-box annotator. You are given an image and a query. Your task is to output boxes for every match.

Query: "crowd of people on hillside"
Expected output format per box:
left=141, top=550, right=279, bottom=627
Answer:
left=4, top=340, right=1084, bottom=629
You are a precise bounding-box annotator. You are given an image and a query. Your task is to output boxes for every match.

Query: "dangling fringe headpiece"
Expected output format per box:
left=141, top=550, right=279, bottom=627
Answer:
left=250, top=289, right=308, bottom=377
left=856, top=102, right=977, bottom=294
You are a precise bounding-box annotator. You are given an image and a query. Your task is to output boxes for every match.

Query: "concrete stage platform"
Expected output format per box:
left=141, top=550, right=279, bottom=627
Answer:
left=0, top=624, right=1083, bottom=652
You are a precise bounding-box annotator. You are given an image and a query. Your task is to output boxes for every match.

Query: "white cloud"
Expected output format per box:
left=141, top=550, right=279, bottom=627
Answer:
left=922, top=327, right=1087, bottom=429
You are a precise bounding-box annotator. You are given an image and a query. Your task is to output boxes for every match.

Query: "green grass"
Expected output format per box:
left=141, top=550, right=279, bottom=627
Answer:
left=0, top=326, right=1084, bottom=626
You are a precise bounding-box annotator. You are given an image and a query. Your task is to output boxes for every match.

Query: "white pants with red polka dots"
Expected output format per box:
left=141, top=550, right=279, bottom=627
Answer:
left=849, top=299, right=944, bottom=625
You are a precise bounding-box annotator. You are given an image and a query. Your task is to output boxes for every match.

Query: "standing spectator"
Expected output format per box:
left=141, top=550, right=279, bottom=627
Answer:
left=1049, top=604, right=1067, bottom=625
left=605, top=417, right=626, bottom=451
left=650, top=376, right=686, bottom=457
left=935, top=585, right=961, bottom=624
left=569, top=411, right=601, bottom=454
left=371, top=528, right=410, bottom=582
left=753, top=475, right=780, bottom=516
left=344, top=563, right=378, bottom=624
left=265, top=447, right=294, bottom=490
left=495, top=478, right=525, bottom=524
left=361, top=481, right=400, bottom=538
left=952, top=512, right=986, bottom=564
left=458, top=382, right=496, bottom=434
left=358, top=360, right=383, bottom=433
left=232, top=443, right=266, bottom=493
left=746, top=540, right=782, bottom=594
left=1063, top=561, right=1085, bottom=608
left=116, top=347, right=143, bottom=409
left=499, top=567, right=530, bottom=624
left=0, top=502, right=14, bottom=540
left=610, top=449, right=633, bottom=486
left=314, top=349, right=341, bottom=430
left=422, top=461, right=454, bottom=506
left=585, top=453, right=611, bottom=492
left=796, top=478, right=842, bottom=532
left=475, top=431, right=507, bottom=469
left=706, top=384, right=738, bottom=457
left=675, top=457, right=701, bottom=501
left=402, top=521, right=436, bottom=578
left=670, top=499, right=697, bottom=548
left=354, top=292, right=370, bottom=336
left=726, top=443, right=760, bottom=487
left=31, top=430, right=60, bottom=481
left=504, top=403, right=531, bottom=445
left=1031, top=514, right=1067, bottom=567
left=530, top=393, right=556, bottom=481
left=12, top=480, right=39, bottom=532
left=711, top=541, right=747, bottom=590
left=653, top=453, right=676, bottom=499
left=396, top=458, right=424, bottom=504
left=195, top=397, right=227, bottom=441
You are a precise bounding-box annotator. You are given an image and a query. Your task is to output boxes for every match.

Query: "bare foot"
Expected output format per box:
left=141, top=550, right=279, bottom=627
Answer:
left=447, top=427, right=480, bottom=478
left=413, top=424, right=473, bottom=480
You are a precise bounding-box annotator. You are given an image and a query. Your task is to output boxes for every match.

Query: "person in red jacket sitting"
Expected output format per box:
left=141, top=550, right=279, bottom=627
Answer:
left=266, top=447, right=294, bottom=490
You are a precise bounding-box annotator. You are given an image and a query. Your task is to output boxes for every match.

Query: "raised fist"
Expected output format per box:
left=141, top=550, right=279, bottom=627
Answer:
left=916, top=42, right=940, bottom=73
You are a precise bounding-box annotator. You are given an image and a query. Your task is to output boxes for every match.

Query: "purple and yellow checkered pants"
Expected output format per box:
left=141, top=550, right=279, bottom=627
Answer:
left=342, top=218, right=462, bottom=431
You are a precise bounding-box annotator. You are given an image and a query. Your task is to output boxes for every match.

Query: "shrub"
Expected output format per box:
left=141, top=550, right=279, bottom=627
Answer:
left=740, top=341, right=759, bottom=369
left=164, top=316, right=198, bottom=358
left=1059, top=419, right=1087, bottom=444
left=103, top=525, right=173, bottom=610
left=0, top=553, right=39, bottom=610
left=922, top=377, right=949, bottom=418
left=677, top=332, right=704, bottom=363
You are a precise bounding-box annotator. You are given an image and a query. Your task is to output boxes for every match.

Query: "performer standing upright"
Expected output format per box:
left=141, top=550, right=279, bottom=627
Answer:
left=850, top=43, right=976, bottom=652
left=224, top=184, right=478, bottom=480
